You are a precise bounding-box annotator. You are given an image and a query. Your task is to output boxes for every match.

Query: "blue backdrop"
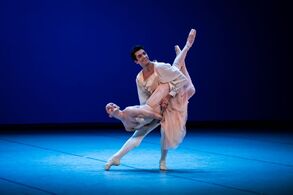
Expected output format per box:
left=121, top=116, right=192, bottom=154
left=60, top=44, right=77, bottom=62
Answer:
left=0, top=0, right=292, bottom=124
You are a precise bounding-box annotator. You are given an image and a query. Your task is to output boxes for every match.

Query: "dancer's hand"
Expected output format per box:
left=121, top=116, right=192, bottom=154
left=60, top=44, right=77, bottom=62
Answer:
left=160, top=94, right=172, bottom=112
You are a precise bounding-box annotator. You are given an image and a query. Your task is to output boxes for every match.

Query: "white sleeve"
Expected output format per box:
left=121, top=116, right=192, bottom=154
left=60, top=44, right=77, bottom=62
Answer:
left=136, top=77, right=149, bottom=105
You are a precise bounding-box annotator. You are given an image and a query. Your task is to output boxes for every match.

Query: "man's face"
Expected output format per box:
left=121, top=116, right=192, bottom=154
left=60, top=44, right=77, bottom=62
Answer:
left=105, top=102, right=120, bottom=117
left=134, top=49, right=150, bottom=66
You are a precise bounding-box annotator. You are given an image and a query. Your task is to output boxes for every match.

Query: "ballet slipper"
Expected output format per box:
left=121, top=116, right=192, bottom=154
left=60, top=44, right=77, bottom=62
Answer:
left=159, top=160, right=167, bottom=171
left=174, top=45, right=181, bottom=55
left=105, top=157, right=120, bottom=171
left=186, top=29, right=196, bottom=49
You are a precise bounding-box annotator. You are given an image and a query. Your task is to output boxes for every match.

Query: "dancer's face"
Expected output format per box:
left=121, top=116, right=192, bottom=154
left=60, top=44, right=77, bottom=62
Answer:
left=134, top=49, right=150, bottom=67
left=105, top=103, right=120, bottom=117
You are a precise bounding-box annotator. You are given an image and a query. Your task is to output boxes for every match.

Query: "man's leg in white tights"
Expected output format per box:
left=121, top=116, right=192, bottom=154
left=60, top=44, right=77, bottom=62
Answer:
left=159, top=133, right=168, bottom=171
left=105, top=123, right=159, bottom=171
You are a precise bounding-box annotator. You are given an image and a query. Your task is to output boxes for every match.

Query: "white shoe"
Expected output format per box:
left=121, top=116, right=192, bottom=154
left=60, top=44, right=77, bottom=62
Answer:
left=159, top=160, right=167, bottom=171
left=105, top=157, right=120, bottom=171
left=186, top=29, right=196, bottom=49
left=174, top=45, right=181, bottom=55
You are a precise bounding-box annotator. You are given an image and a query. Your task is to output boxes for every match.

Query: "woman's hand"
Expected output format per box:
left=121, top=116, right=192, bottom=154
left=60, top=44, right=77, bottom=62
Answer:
left=160, top=94, right=172, bottom=112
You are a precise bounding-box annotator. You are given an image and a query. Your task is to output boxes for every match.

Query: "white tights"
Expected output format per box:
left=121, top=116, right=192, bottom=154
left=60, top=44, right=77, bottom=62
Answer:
left=110, top=122, right=169, bottom=161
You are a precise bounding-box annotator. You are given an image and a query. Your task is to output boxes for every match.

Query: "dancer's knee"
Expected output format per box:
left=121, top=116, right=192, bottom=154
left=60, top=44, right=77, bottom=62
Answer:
left=129, top=137, right=143, bottom=148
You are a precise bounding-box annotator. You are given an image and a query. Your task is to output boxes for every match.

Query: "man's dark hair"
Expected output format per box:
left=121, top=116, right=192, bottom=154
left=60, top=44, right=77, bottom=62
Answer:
left=130, top=45, right=144, bottom=61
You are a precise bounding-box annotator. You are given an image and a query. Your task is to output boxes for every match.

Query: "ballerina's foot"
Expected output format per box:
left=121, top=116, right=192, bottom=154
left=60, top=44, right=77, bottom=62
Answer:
left=104, top=157, right=120, bottom=171
left=186, top=29, right=196, bottom=48
left=159, top=160, right=168, bottom=171
left=174, top=45, right=181, bottom=55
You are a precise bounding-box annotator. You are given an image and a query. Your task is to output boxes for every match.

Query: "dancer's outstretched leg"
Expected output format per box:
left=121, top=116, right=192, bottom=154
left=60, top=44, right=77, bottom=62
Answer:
left=172, top=29, right=196, bottom=70
left=146, top=83, right=169, bottom=113
left=174, top=29, right=196, bottom=98
left=105, top=123, right=158, bottom=171
left=174, top=46, right=193, bottom=83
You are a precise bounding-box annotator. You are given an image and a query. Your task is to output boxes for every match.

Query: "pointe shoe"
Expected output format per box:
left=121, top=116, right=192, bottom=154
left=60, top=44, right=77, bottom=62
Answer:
left=105, top=157, right=120, bottom=171
left=186, top=29, right=196, bottom=48
left=174, top=45, right=181, bottom=55
left=159, top=160, right=167, bottom=171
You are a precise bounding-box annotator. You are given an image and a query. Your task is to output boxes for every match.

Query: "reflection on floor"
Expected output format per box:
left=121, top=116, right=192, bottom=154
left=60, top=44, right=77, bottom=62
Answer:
left=0, top=130, right=292, bottom=194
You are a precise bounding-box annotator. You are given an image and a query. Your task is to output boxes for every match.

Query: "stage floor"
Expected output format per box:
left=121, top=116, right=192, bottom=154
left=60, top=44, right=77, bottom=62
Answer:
left=0, top=130, right=292, bottom=194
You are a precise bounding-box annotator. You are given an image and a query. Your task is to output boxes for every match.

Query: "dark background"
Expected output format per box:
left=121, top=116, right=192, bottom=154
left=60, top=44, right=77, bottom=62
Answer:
left=0, top=0, right=292, bottom=130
